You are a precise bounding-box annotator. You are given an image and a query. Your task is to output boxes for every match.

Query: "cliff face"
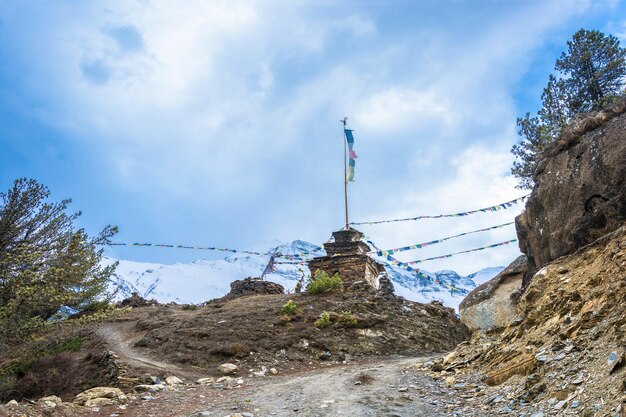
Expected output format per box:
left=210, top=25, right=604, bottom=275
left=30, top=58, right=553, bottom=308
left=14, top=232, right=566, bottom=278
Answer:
left=453, top=100, right=626, bottom=416
left=517, top=99, right=626, bottom=269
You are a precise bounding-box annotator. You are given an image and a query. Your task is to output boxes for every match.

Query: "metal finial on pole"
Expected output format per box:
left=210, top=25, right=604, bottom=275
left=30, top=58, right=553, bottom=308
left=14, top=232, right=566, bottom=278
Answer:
left=341, top=117, right=349, bottom=229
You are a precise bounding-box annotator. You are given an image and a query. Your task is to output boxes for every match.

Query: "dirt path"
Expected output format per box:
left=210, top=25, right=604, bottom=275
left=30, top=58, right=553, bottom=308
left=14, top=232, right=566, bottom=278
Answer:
left=107, top=357, right=493, bottom=417
left=92, top=323, right=493, bottom=416
left=200, top=358, right=452, bottom=417
left=97, top=322, right=185, bottom=375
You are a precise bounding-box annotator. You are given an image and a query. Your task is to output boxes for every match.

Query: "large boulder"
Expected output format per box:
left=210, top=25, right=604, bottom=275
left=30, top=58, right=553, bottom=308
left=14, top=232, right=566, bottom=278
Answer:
left=459, top=255, right=528, bottom=332
left=517, top=98, right=626, bottom=269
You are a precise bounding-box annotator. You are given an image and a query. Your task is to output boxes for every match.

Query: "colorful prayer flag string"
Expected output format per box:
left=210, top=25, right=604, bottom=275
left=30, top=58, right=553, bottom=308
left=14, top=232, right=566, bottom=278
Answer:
left=105, top=242, right=320, bottom=260
left=365, top=239, right=432, bottom=282
left=350, top=195, right=529, bottom=226
left=400, top=239, right=518, bottom=265
left=373, top=221, right=515, bottom=256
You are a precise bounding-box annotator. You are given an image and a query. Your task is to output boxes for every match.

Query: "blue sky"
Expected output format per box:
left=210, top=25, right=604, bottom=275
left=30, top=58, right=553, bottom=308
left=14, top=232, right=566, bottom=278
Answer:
left=1, top=0, right=625, bottom=274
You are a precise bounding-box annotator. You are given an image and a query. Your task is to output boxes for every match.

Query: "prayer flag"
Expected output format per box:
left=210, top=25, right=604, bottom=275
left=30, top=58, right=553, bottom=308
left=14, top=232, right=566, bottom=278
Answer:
left=345, top=129, right=357, bottom=182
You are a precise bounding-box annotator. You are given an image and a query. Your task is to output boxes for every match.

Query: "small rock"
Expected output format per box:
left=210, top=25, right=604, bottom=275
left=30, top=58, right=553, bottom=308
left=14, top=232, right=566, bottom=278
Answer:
left=269, top=368, right=278, bottom=375
left=319, top=351, right=332, bottom=360
left=165, top=376, right=183, bottom=385
left=571, top=372, right=584, bottom=385
left=354, top=381, right=362, bottom=386
left=140, top=395, right=156, bottom=401
left=7, top=400, right=18, bottom=407
left=133, top=384, right=165, bottom=393
left=571, top=400, right=580, bottom=408
left=443, top=351, right=456, bottom=364
left=40, top=400, right=57, bottom=410
left=529, top=412, right=544, bottom=417
left=39, top=396, right=63, bottom=405
left=196, top=412, right=212, bottom=417
left=444, top=376, right=456, bottom=387
left=398, top=387, right=408, bottom=392
left=608, top=350, right=623, bottom=373
left=218, top=363, right=239, bottom=375
left=74, top=387, right=128, bottom=407
left=553, top=400, right=567, bottom=409
left=197, top=377, right=215, bottom=385
left=216, top=376, right=233, bottom=383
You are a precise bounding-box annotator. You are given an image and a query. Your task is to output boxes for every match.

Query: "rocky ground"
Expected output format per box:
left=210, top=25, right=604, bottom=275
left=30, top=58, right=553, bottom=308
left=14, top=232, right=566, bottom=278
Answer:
left=0, top=282, right=474, bottom=416
left=444, top=226, right=626, bottom=417
left=0, top=355, right=565, bottom=417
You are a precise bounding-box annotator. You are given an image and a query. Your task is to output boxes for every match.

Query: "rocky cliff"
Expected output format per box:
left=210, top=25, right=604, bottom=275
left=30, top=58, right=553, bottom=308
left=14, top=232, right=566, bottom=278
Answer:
left=453, top=100, right=626, bottom=416
left=517, top=98, right=626, bottom=270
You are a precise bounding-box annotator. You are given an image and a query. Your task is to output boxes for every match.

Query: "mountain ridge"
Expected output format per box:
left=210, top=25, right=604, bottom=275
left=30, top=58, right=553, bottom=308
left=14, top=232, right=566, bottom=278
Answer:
left=105, top=239, right=504, bottom=310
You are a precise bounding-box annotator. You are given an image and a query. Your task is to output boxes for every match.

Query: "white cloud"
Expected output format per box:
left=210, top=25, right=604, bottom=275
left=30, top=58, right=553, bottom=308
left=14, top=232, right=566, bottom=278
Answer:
left=354, top=88, right=454, bottom=135
left=0, top=0, right=605, bottom=271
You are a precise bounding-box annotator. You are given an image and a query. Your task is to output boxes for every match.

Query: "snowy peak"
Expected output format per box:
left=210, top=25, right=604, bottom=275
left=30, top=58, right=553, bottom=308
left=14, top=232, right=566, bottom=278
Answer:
left=107, top=239, right=503, bottom=310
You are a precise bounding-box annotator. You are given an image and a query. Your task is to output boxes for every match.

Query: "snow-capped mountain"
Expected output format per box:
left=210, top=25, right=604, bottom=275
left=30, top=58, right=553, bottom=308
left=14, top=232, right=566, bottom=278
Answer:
left=105, top=239, right=503, bottom=310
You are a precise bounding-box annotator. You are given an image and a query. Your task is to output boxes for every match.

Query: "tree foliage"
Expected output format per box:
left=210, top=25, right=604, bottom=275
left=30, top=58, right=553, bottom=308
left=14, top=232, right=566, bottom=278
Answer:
left=0, top=178, right=117, bottom=344
left=512, top=29, right=626, bottom=189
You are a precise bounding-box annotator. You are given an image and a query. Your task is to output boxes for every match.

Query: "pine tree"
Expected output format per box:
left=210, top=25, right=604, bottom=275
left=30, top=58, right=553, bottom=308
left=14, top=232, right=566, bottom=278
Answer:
left=0, top=178, right=117, bottom=343
left=556, top=29, right=626, bottom=113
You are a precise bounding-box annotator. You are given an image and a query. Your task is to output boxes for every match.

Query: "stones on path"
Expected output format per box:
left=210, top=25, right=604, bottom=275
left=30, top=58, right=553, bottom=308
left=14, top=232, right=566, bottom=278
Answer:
left=74, top=387, right=129, bottom=408
left=133, top=383, right=166, bottom=393
left=166, top=375, right=184, bottom=385
left=218, top=363, right=239, bottom=375
left=197, top=377, right=215, bottom=385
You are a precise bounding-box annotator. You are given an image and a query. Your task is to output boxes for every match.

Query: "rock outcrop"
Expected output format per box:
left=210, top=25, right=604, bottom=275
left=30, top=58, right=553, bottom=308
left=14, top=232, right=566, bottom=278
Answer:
left=517, top=98, right=626, bottom=269
left=459, top=255, right=527, bottom=332
left=224, top=277, right=284, bottom=300
left=117, top=292, right=158, bottom=308
left=450, top=99, right=626, bottom=416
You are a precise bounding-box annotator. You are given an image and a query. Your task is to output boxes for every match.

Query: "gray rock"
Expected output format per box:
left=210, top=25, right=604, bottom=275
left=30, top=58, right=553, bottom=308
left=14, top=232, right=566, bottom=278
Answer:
left=517, top=98, right=626, bottom=269
left=459, top=255, right=527, bottom=332
left=165, top=376, right=183, bottom=385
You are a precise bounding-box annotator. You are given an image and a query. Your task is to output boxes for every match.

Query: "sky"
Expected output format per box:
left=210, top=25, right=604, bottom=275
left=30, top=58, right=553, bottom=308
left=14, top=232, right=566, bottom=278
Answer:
left=1, top=0, right=625, bottom=275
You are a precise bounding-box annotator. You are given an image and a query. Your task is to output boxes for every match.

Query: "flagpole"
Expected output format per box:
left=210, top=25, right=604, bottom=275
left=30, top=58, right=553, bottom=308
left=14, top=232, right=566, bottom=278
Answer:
left=341, top=117, right=349, bottom=229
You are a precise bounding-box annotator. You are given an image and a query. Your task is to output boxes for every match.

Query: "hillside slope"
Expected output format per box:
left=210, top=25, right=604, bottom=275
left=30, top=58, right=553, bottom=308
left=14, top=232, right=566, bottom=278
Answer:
left=447, top=226, right=625, bottom=416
